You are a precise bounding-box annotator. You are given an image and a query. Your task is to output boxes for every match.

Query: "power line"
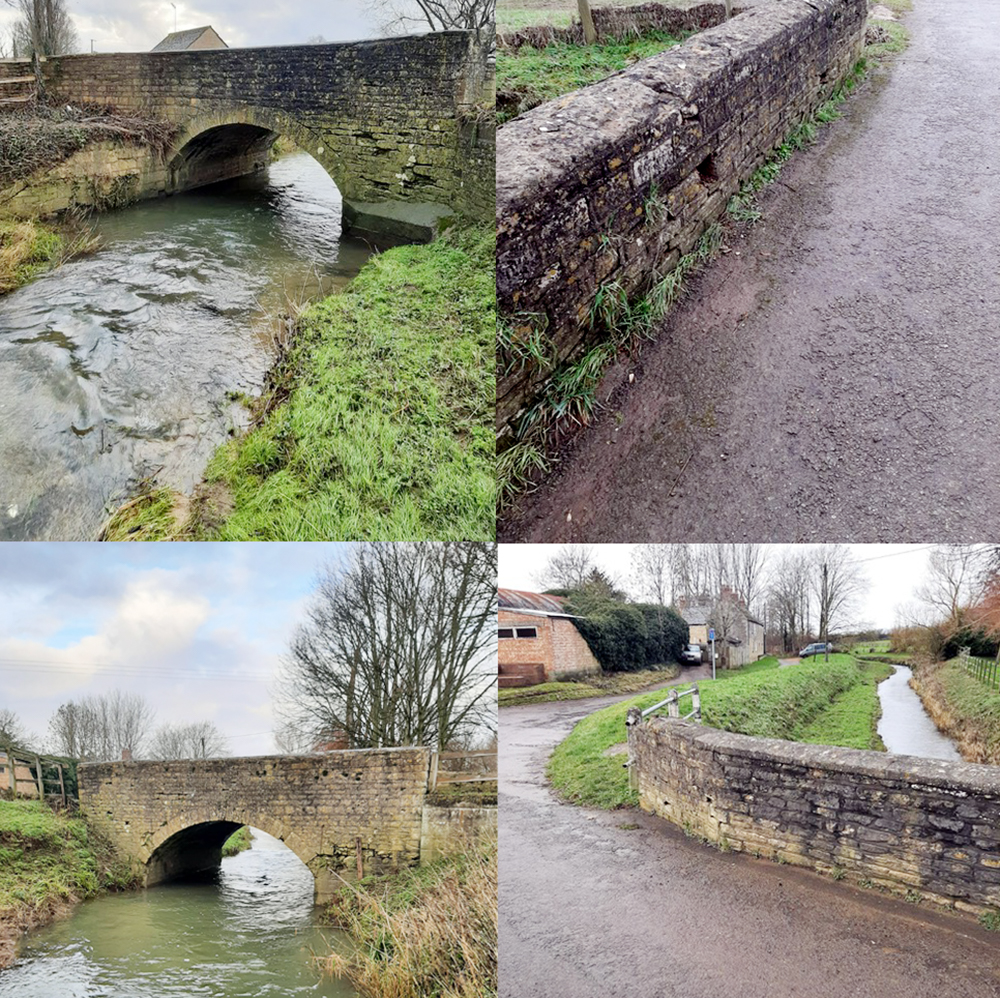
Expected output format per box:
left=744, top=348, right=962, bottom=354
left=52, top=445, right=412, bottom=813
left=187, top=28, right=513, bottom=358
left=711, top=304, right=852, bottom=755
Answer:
left=0, top=658, right=274, bottom=682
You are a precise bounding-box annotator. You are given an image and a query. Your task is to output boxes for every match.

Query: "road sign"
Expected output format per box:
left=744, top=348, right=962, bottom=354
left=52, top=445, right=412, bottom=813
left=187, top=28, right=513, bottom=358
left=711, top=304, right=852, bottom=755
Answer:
left=708, top=628, right=715, bottom=642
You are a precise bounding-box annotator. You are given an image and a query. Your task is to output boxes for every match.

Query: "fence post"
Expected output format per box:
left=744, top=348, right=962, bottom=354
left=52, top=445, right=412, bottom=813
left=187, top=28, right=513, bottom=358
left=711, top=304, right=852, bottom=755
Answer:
left=691, top=684, right=701, bottom=721
left=57, top=763, right=66, bottom=809
left=667, top=689, right=679, bottom=718
left=32, top=755, right=43, bottom=800
left=428, top=752, right=439, bottom=792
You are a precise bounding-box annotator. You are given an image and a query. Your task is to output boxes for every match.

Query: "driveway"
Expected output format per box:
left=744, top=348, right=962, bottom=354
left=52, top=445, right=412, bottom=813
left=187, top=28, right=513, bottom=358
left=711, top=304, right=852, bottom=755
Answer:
left=500, top=696, right=1000, bottom=997
left=499, top=0, right=1000, bottom=542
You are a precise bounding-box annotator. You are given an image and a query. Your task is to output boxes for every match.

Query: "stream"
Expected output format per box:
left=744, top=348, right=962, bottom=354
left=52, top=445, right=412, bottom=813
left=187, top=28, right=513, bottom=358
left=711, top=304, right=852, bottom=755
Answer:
left=876, top=664, right=963, bottom=761
left=0, top=829, right=356, bottom=997
left=0, top=152, right=371, bottom=541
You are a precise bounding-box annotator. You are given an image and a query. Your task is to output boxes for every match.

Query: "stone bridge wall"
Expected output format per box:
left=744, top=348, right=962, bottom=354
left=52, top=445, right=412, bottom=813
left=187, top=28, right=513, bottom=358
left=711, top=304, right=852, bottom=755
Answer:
left=496, top=0, right=866, bottom=441
left=79, top=748, right=431, bottom=900
left=632, top=719, right=1000, bottom=914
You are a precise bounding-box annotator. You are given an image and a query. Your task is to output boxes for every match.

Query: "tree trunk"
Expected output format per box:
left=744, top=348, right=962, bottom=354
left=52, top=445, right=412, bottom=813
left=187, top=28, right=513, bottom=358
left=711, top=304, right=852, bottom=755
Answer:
left=577, top=0, right=597, bottom=44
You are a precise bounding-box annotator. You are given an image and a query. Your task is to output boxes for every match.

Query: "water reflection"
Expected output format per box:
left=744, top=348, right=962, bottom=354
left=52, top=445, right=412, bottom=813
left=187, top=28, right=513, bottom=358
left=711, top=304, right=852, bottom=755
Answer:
left=0, top=829, right=355, bottom=998
left=0, top=152, right=371, bottom=541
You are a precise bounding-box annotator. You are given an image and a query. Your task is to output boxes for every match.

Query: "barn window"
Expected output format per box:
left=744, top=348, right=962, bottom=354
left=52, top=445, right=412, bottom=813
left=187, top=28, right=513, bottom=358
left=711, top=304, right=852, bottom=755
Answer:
left=498, top=627, right=515, bottom=638
left=515, top=627, right=538, bottom=639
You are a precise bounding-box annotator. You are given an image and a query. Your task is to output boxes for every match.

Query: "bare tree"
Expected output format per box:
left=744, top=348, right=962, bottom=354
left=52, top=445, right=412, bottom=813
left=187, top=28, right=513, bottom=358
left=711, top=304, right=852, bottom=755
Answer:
left=812, top=545, right=869, bottom=644
left=8, top=0, right=78, bottom=58
left=916, top=545, right=988, bottom=625
left=730, top=544, right=768, bottom=615
left=276, top=542, right=497, bottom=752
left=534, top=545, right=595, bottom=592
left=632, top=545, right=672, bottom=606
left=767, top=550, right=813, bottom=653
left=0, top=708, right=32, bottom=749
left=367, top=0, right=495, bottom=44
left=48, top=691, right=154, bottom=761
left=149, top=721, right=228, bottom=760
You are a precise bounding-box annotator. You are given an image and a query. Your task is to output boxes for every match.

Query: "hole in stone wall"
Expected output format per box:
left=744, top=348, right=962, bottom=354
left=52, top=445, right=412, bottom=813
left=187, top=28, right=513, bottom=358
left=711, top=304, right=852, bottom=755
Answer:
left=697, top=153, right=718, bottom=184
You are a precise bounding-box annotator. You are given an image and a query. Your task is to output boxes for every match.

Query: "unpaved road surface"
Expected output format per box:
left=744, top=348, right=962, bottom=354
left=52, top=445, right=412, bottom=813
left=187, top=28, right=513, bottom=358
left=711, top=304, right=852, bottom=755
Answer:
left=500, top=0, right=1000, bottom=542
left=500, top=696, right=1000, bottom=997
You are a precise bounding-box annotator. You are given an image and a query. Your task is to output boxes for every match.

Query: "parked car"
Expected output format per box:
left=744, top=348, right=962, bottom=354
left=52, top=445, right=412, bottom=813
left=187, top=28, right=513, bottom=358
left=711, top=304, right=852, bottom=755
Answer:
left=799, top=642, right=832, bottom=659
left=681, top=643, right=703, bottom=664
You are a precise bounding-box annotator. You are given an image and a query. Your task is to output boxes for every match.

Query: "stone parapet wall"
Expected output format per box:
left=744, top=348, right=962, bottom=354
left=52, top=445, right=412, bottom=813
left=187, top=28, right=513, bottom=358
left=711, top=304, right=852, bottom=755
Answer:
left=496, top=0, right=866, bottom=439
left=632, top=719, right=1000, bottom=913
left=420, top=804, right=497, bottom=863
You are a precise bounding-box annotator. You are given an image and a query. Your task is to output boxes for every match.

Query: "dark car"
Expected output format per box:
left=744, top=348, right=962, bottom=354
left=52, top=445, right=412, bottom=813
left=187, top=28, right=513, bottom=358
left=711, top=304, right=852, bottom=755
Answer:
left=681, top=643, right=703, bottom=665
left=799, top=642, right=832, bottom=659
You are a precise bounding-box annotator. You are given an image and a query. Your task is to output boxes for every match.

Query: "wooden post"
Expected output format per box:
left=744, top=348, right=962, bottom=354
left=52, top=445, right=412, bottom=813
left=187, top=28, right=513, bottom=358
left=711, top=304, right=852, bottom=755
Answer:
left=667, top=689, right=679, bottom=718
left=428, top=752, right=439, bottom=792
left=355, top=837, right=363, bottom=880
left=577, top=0, right=597, bottom=44
left=691, top=685, right=701, bottom=721
left=724, top=0, right=733, bottom=18
left=57, top=763, right=66, bottom=809
left=33, top=755, right=43, bottom=800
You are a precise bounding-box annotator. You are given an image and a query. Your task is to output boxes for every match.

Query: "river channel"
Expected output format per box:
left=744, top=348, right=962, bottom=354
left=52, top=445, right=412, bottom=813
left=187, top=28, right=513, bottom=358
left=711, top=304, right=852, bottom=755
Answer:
left=0, top=152, right=372, bottom=541
left=0, top=829, right=356, bottom=997
left=877, top=664, right=963, bottom=760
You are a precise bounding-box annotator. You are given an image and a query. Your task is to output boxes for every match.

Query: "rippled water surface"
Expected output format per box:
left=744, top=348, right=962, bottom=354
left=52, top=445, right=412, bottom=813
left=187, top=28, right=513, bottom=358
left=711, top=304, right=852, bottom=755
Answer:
left=0, top=153, right=371, bottom=540
left=0, top=829, right=355, bottom=997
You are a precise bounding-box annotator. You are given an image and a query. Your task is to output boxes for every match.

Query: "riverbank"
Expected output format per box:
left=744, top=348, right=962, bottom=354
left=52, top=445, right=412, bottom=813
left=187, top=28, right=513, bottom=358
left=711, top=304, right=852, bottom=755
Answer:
left=909, top=658, right=1000, bottom=764
left=0, top=218, right=99, bottom=294
left=0, top=799, right=140, bottom=969
left=319, top=845, right=497, bottom=998
left=100, top=222, right=496, bottom=542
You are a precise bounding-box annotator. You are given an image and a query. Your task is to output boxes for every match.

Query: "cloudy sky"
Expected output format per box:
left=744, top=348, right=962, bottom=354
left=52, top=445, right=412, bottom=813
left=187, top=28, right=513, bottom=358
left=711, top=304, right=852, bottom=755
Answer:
left=499, top=544, right=951, bottom=632
left=0, top=542, right=353, bottom=755
left=0, top=0, right=410, bottom=55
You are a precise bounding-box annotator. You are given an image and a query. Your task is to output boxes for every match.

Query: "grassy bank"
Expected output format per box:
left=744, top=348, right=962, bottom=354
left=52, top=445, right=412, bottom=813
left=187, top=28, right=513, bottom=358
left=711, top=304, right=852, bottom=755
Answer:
left=498, top=666, right=682, bottom=706
left=910, top=659, right=1000, bottom=764
left=101, top=224, right=496, bottom=541
left=0, top=799, right=140, bottom=968
left=498, top=30, right=687, bottom=124
left=0, top=220, right=62, bottom=293
left=548, top=655, right=887, bottom=809
left=318, top=846, right=497, bottom=998
left=221, top=826, right=253, bottom=857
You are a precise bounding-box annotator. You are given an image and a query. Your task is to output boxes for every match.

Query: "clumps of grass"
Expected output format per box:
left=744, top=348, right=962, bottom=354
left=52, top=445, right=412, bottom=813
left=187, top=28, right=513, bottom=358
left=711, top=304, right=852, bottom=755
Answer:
left=98, top=478, right=183, bottom=541
left=498, top=224, right=722, bottom=511
left=497, top=30, right=687, bottom=124
left=183, top=224, right=494, bottom=541
left=0, top=800, right=141, bottom=968
left=978, top=911, right=1000, bottom=932
left=0, top=219, right=62, bottom=293
left=221, top=826, right=253, bottom=858
left=318, top=845, right=497, bottom=998
left=909, top=659, right=1000, bottom=763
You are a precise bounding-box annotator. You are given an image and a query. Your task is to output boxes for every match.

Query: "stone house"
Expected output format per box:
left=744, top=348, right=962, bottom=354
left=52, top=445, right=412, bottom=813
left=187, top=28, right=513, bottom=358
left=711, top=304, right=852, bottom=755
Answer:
left=152, top=26, right=228, bottom=52
left=678, top=589, right=765, bottom=669
left=498, top=589, right=601, bottom=687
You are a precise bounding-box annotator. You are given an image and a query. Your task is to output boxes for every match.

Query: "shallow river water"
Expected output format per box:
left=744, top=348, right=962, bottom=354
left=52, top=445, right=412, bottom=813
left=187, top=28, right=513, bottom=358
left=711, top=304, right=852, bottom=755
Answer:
left=877, top=664, right=963, bottom=761
left=0, top=153, right=371, bottom=541
left=0, top=829, right=356, bottom=998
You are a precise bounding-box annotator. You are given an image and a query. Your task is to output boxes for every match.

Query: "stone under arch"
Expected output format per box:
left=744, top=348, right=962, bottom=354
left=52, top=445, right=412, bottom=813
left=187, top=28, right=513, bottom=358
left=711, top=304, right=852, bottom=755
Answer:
left=164, top=106, right=349, bottom=199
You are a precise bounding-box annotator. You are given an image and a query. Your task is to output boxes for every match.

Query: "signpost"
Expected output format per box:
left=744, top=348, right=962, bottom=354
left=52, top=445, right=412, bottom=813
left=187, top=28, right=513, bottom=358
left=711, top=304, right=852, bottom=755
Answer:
left=709, top=628, right=716, bottom=681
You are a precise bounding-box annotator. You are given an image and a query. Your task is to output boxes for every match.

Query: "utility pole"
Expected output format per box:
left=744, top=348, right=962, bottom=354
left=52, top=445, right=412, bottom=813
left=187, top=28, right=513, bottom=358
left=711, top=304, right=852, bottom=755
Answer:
left=822, top=562, right=830, bottom=662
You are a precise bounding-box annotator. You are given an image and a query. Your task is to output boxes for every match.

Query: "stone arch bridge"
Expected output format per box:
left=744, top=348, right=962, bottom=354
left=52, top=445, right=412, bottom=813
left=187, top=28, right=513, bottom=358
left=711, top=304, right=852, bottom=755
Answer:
left=79, top=747, right=486, bottom=901
left=8, top=32, right=493, bottom=240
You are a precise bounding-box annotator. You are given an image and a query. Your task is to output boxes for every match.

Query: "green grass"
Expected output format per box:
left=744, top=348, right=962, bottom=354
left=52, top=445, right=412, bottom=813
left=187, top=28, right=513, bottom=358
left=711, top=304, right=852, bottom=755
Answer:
left=221, top=826, right=253, bottom=858
left=498, top=8, right=574, bottom=31
left=797, top=660, right=893, bottom=750
left=110, top=225, right=495, bottom=541
left=0, top=800, right=139, bottom=964
left=548, top=655, right=881, bottom=809
left=497, top=31, right=686, bottom=124
left=0, top=220, right=62, bottom=294
left=499, top=666, right=682, bottom=706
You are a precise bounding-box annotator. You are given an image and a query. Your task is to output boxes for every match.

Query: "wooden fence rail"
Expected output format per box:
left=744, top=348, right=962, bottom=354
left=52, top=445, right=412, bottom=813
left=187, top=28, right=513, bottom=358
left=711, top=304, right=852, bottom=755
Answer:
left=963, top=652, right=1000, bottom=692
left=429, top=751, right=497, bottom=790
left=0, top=745, right=72, bottom=807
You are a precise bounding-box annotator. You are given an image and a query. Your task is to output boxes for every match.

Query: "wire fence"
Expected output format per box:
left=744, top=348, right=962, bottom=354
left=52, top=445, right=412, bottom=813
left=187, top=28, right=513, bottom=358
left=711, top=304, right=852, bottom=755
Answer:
left=959, top=647, right=1000, bottom=692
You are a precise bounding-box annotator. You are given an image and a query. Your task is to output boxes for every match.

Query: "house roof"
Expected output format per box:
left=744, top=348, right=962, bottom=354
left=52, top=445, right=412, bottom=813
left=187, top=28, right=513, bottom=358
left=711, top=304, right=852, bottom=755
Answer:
left=498, top=588, right=569, bottom=615
left=152, top=26, right=228, bottom=51
left=678, top=603, right=712, bottom=626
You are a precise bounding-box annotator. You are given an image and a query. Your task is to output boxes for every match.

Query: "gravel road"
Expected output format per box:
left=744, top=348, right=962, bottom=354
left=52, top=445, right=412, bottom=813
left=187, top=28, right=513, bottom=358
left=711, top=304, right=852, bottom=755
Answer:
left=499, top=0, right=1000, bottom=542
left=500, top=695, right=1000, bottom=997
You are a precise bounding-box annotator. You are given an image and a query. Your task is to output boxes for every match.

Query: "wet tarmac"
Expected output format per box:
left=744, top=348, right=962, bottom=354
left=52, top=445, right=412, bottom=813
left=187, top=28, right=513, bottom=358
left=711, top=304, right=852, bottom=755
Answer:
left=500, top=0, right=1000, bottom=542
left=500, top=696, right=1000, bottom=997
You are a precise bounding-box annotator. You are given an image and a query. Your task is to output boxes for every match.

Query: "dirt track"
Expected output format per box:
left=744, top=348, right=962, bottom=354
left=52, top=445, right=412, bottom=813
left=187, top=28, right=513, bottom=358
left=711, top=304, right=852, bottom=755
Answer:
left=499, top=0, right=1000, bottom=542
left=500, top=695, right=1000, bottom=997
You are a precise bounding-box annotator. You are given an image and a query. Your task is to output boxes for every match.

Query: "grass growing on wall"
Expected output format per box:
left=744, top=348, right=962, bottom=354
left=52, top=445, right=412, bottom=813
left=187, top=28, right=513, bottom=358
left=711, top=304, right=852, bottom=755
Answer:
left=497, top=30, right=687, bottom=124
left=0, top=800, right=140, bottom=968
left=547, top=656, right=883, bottom=809
left=317, top=845, right=497, bottom=998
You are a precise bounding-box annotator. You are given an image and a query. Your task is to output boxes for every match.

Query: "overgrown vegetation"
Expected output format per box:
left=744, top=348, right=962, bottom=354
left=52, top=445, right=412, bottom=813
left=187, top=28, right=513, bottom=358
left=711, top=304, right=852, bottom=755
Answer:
left=0, top=219, right=61, bottom=292
left=498, top=225, right=722, bottom=510
left=104, top=225, right=495, bottom=541
left=497, top=30, right=687, bottom=124
left=318, top=845, right=497, bottom=998
left=221, top=826, right=253, bottom=857
left=0, top=799, right=139, bottom=968
left=0, top=104, right=176, bottom=188
left=498, top=666, right=681, bottom=706
left=548, top=655, right=886, bottom=809
left=910, top=659, right=1000, bottom=764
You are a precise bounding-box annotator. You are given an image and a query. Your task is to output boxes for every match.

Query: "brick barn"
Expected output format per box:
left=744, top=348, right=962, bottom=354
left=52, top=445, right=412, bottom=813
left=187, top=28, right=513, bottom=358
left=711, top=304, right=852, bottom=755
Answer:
left=498, top=589, right=601, bottom=688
